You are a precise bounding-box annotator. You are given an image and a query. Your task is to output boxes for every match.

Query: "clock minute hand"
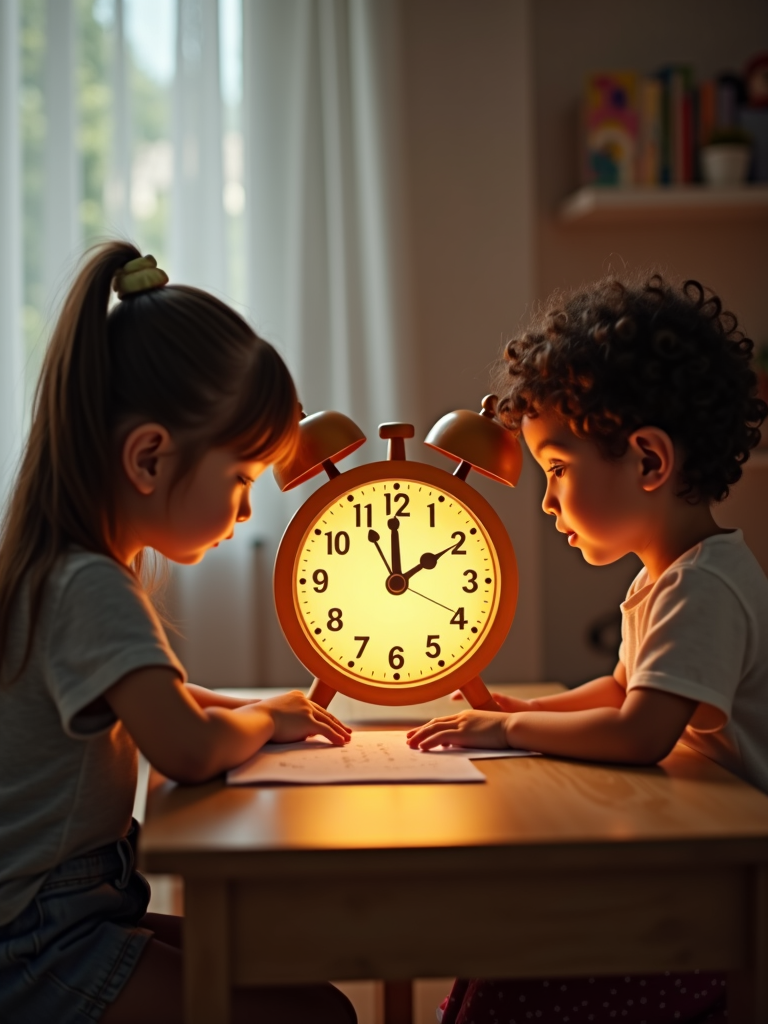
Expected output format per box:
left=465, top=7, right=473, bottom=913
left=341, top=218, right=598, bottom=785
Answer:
left=387, top=517, right=403, bottom=575
left=403, top=543, right=455, bottom=580
left=367, top=530, right=392, bottom=574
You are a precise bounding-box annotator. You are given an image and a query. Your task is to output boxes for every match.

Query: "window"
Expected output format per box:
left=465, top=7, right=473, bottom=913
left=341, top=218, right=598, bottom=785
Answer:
left=20, top=0, right=243, bottom=408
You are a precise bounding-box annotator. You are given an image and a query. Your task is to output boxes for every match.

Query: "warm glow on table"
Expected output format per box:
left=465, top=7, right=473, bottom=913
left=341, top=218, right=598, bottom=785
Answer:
left=140, top=683, right=768, bottom=1024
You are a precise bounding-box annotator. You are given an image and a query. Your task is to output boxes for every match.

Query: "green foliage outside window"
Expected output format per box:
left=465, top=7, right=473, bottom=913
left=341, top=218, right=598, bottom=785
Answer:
left=20, top=0, right=174, bottom=401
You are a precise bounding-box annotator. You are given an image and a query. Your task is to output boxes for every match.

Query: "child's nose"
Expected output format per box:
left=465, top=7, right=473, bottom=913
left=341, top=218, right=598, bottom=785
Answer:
left=236, top=490, right=252, bottom=523
left=542, top=481, right=559, bottom=516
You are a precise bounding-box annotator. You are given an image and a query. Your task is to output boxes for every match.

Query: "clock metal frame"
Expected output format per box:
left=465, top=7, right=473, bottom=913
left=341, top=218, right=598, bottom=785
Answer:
left=274, top=459, right=518, bottom=707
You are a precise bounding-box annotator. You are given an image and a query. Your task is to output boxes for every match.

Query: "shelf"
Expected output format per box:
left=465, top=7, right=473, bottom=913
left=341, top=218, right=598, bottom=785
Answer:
left=559, top=185, right=768, bottom=225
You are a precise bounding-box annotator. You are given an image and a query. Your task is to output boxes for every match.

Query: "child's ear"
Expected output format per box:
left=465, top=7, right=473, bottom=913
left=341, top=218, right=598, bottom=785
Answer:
left=627, top=427, right=675, bottom=493
left=121, top=424, right=175, bottom=496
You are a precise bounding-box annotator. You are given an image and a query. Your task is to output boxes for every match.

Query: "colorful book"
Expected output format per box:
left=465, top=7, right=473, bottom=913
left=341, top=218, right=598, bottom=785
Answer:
left=637, top=77, right=662, bottom=184
left=657, top=66, right=694, bottom=184
left=583, top=72, right=638, bottom=186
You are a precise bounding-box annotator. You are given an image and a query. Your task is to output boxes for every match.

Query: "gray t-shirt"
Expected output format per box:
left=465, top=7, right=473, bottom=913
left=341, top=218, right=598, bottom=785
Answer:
left=0, top=551, right=185, bottom=925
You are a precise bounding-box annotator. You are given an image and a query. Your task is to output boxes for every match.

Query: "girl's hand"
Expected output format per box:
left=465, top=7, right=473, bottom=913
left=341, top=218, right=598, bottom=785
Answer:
left=406, top=710, right=512, bottom=750
left=254, top=691, right=352, bottom=746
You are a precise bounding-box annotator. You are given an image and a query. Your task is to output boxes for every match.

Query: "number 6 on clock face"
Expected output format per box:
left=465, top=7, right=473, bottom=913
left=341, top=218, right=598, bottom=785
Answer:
left=286, top=474, right=509, bottom=692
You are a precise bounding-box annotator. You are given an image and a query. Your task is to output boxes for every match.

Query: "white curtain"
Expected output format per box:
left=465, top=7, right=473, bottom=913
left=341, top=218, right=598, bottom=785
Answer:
left=170, top=0, right=227, bottom=293
left=0, top=0, right=24, bottom=512
left=43, top=0, right=81, bottom=308
left=105, top=0, right=133, bottom=239
left=176, top=0, right=414, bottom=687
left=244, top=0, right=409, bottom=429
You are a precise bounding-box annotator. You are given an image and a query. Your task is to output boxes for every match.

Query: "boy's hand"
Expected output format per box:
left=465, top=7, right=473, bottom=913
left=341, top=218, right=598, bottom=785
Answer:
left=249, top=691, right=352, bottom=746
left=449, top=689, right=531, bottom=713
left=406, top=710, right=512, bottom=750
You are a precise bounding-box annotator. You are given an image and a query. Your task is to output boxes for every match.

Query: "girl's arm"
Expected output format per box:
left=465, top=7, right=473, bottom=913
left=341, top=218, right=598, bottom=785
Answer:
left=185, top=683, right=262, bottom=709
left=490, top=669, right=627, bottom=713
left=408, top=685, right=697, bottom=765
left=106, top=667, right=350, bottom=784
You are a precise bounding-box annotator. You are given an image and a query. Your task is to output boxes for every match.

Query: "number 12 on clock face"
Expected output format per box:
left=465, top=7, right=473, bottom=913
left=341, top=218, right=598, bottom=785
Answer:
left=294, top=480, right=501, bottom=686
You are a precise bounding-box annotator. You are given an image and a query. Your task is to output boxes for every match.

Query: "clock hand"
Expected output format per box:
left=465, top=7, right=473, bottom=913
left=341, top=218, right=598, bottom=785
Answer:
left=367, top=530, right=392, bottom=574
left=403, top=543, right=455, bottom=580
left=407, top=586, right=457, bottom=614
left=387, top=517, right=403, bottom=575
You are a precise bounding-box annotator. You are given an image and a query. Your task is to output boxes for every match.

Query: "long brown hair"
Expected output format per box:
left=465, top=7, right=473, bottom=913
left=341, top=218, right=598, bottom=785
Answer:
left=0, top=240, right=298, bottom=679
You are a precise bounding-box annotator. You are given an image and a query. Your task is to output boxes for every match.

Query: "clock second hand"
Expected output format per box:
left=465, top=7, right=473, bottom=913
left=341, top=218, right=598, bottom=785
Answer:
left=407, top=586, right=456, bottom=615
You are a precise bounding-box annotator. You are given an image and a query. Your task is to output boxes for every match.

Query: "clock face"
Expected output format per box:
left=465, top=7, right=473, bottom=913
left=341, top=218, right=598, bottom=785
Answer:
left=293, top=478, right=501, bottom=689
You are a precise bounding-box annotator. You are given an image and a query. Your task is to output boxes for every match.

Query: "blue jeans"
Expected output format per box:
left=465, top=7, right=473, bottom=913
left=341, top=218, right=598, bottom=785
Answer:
left=0, top=821, right=152, bottom=1024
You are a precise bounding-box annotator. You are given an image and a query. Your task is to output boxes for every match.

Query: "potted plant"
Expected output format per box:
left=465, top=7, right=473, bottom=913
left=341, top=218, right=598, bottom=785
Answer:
left=701, top=128, right=753, bottom=186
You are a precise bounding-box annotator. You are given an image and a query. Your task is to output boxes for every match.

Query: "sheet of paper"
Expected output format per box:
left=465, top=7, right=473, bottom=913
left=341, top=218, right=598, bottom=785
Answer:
left=227, top=730, right=487, bottom=786
left=435, top=746, right=540, bottom=760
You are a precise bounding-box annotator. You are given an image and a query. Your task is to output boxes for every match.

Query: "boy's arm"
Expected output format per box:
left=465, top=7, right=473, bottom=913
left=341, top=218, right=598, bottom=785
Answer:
left=409, top=685, right=696, bottom=765
left=491, top=668, right=627, bottom=713
left=505, top=686, right=696, bottom=763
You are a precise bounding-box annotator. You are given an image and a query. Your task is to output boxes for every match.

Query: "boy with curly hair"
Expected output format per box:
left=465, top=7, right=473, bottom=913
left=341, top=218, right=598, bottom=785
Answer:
left=409, top=274, right=768, bottom=1024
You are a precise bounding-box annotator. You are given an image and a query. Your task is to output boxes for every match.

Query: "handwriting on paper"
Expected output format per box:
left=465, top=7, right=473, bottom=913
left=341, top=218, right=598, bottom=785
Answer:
left=227, top=730, right=488, bottom=786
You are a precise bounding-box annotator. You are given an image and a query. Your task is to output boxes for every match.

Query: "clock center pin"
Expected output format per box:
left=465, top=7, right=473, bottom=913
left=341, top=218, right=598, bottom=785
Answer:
left=386, top=574, right=407, bottom=595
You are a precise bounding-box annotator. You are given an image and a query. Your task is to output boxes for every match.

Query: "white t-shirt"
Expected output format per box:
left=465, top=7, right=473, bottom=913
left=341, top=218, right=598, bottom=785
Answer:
left=618, top=530, right=768, bottom=792
left=0, top=551, right=185, bottom=926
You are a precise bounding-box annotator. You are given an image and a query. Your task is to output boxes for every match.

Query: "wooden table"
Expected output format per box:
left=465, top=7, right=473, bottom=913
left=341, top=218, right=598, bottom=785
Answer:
left=139, top=684, right=768, bottom=1023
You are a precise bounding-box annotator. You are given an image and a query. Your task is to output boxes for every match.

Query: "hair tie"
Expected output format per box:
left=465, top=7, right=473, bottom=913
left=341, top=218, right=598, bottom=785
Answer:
left=113, top=255, right=169, bottom=299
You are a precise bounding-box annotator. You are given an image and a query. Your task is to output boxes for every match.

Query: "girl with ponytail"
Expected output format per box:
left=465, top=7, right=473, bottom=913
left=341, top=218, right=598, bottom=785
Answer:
left=0, top=242, right=356, bottom=1024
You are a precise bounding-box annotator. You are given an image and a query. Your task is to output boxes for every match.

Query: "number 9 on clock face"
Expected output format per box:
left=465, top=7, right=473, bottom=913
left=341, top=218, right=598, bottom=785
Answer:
left=294, top=480, right=501, bottom=687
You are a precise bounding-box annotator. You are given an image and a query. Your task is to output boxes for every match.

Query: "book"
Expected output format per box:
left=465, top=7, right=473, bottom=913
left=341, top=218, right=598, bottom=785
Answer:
left=637, top=77, right=662, bottom=184
left=658, top=66, right=694, bottom=184
left=583, top=72, right=638, bottom=186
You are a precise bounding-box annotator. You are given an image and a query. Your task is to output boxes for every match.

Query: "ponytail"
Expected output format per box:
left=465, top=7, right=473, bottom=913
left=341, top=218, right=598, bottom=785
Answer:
left=0, top=242, right=140, bottom=677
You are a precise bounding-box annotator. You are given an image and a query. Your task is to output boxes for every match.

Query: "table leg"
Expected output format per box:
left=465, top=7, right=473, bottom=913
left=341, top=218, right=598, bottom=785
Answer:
left=184, top=880, right=230, bottom=1024
left=383, top=980, right=413, bottom=1024
left=730, top=865, right=768, bottom=1023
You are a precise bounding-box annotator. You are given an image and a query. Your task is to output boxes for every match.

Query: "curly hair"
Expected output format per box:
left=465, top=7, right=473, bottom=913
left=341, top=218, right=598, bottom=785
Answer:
left=496, top=274, right=767, bottom=503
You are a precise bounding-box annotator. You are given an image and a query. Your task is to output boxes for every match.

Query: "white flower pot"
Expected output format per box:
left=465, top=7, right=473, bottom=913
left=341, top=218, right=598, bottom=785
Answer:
left=701, top=144, right=751, bottom=187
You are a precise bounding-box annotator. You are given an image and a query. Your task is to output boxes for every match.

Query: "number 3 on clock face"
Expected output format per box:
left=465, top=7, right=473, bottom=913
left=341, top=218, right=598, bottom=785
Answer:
left=294, top=480, right=502, bottom=686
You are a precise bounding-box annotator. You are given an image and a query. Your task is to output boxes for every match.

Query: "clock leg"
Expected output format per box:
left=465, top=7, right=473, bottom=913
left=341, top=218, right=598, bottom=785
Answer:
left=461, top=676, right=502, bottom=711
left=307, top=677, right=337, bottom=708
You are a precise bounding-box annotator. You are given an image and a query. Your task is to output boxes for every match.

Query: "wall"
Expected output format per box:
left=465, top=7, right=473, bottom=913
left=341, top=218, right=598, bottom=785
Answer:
left=532, top=0, right=768, bottom=684
left=399, top=0, right=543, bottom=682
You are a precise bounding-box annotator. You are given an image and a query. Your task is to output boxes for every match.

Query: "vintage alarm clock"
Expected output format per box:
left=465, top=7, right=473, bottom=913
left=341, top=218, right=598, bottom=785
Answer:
left=273, top=395, right=522, bottom=711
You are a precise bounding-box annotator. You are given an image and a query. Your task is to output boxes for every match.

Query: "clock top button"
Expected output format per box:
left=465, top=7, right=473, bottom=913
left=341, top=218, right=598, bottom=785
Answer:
left=379, top=422, right=415, bottom=461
